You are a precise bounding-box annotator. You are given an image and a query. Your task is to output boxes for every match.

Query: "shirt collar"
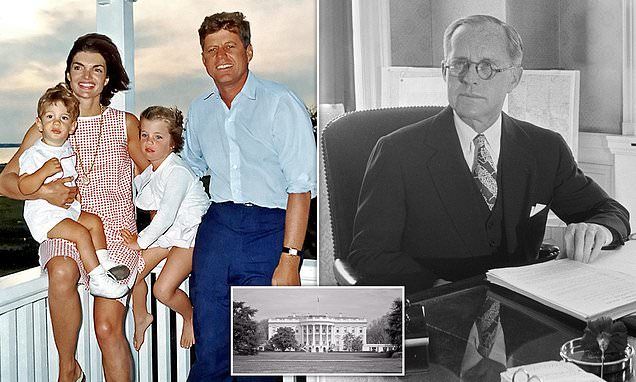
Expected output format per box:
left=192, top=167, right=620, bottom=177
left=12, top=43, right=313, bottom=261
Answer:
left=203, top=71, right=256, bottom=101
left=453, top=110, right=502, bottom=167
left=35, top=138, right=73, bottom=152
left=453, top=111, right=502, bottom=145
left=152, top=151, right=176, bottom=174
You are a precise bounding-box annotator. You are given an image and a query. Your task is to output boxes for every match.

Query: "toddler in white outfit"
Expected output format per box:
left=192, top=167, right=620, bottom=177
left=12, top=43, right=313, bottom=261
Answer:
left=121, top=106, right=209, bottom=350
left=19, top=84, right=129, bottom=299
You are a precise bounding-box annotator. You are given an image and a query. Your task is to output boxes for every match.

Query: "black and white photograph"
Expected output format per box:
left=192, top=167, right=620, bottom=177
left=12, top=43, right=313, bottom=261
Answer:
left=320, top=0, right=636, bottom=381
left=231, top=286, right=404, bottom=376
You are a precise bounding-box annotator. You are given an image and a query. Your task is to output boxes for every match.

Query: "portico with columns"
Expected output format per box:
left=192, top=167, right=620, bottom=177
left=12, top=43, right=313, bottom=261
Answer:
left=268, top=314, right=367, bottom=352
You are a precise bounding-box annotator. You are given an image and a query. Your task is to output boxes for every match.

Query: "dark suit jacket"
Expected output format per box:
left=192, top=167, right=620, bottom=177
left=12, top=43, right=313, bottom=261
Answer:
left=348, top=106, right=630, bottom=292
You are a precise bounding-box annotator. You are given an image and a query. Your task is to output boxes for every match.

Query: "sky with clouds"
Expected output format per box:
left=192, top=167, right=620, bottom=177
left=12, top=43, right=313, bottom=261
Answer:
left=232, top=287, right=403, bottom=322
left=0, top=0, right=316, bottom=143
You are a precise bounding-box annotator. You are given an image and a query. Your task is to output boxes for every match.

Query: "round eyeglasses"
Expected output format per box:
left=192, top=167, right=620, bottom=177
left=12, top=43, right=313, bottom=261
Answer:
left=442, top=59, right=517, bottom=80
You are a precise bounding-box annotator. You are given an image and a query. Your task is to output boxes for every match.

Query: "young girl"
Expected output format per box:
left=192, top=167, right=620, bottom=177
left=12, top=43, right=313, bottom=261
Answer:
left=121, top=106, right=210, bottom=350
left=19, top=83, right=129, bottom=299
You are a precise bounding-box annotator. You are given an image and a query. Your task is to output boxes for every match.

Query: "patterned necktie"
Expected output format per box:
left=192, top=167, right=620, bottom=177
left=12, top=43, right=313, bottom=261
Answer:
left=473, top=134, right=497, bottom=209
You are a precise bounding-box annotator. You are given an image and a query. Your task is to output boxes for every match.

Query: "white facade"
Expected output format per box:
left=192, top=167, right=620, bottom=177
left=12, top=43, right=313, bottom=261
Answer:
left=268, top=314, right=367, bottom=352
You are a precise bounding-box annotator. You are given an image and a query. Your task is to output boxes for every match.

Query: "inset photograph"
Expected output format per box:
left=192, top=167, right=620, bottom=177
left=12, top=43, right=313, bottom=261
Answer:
left=231, top=286, right=404, bottom=376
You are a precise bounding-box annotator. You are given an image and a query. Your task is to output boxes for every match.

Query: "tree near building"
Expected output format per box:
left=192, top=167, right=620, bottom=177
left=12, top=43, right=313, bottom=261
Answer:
left=366, top=315, right=390, bottom=344
left=263, top=340, right=275, bottom=351
left=342, top=332, right=355, bottom=351
left=270, top=327, right=298, bottom=351
left=342, top=333, right=363, bottom=352
left=256, top=319, right=269, bottom=345
left=351, top=335, right=363, bottom=351
left=233, top=301, right=259, bottom=355
left=386, top=298, right=403, bottom=351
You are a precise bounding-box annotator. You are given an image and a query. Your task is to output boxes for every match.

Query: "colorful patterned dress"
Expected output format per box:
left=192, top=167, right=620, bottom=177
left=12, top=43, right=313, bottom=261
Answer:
left=39, top=107, right=144, bottom=300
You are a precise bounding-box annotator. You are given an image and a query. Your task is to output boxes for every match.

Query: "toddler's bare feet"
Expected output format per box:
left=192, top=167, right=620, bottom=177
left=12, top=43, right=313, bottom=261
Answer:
left=133, top=313, right=154, bottom=351
left=180, top=318, right=195, bottom=349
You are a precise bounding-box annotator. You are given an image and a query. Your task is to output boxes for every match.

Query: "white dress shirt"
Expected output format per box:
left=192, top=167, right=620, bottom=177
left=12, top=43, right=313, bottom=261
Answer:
left=182, top=71, right=317, bottom=209
left=453, top=111, right=502, bottom=171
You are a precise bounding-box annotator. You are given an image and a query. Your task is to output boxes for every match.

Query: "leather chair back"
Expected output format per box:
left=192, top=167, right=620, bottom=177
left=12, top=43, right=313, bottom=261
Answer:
left=321, top=106, right=444, bottom=260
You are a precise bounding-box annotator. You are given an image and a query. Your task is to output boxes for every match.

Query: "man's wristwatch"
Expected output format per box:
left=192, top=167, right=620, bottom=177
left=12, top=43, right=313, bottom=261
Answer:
left=282, top=246, right=303, bottom=257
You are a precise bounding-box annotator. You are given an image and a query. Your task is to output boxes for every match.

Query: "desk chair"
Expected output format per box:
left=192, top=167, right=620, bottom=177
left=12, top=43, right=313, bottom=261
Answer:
left=321, top=106, right=559, bottom=286
left=321, top=106, right=445, bottom=285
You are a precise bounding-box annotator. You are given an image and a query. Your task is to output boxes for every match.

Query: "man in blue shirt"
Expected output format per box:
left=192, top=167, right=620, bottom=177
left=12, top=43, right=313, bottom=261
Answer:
left=182, top=11, right=316, bottom=381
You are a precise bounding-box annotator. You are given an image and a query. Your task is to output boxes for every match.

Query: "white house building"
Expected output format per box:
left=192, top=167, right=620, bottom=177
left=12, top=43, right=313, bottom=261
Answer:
left=268, top=314, right=367, bottom=352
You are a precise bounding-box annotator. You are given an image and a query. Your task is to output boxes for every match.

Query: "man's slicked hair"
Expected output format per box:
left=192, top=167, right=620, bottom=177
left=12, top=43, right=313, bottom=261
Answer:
left=198, top=12, right=251, bottom=49
left=443, top=15, right=523, bottom=66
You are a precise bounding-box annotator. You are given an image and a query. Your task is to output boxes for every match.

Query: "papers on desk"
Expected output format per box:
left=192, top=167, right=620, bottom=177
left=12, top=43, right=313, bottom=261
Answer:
left=487, top=243, right=636, bottom=321
left=501, top=361, right=604, bottom=382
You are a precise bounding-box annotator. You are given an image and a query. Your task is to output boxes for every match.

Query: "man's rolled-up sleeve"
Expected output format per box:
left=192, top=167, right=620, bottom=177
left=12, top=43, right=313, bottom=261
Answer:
left=180, top=108, right=209, bottom=178
left=272, top=92, right=317, bottom=197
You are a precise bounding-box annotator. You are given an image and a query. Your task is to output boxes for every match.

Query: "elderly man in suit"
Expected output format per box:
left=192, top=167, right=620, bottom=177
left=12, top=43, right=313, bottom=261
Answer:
left=348, top=14, right=630, bottom=292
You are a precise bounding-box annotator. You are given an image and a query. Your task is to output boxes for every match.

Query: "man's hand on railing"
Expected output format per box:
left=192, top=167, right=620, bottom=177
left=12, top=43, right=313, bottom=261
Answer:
left=120, top=229, right=142, bottom=251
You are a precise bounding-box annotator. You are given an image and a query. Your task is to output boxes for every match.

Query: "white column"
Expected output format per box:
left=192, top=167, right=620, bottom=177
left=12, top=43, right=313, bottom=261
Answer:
left=95, top=0, right=136, bottom=112
left=331, top=325, right=335, bottom=350
left=623, top=0, right=636, bottom=135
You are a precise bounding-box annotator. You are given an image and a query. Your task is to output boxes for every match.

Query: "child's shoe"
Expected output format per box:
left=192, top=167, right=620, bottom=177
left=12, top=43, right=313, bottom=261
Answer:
left=88, top=265, right=130, bottom=299
left=96, top=249, right=131, bottom=281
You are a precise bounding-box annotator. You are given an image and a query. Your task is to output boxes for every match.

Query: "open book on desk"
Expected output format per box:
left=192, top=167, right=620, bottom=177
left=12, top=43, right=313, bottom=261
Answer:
left=487, top=242, right=636, bottom=322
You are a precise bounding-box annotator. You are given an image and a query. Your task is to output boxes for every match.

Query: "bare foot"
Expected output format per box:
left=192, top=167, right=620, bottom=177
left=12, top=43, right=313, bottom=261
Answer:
left=133, top=313, right=154, bottom=351
left=74, top=361, right=85, bottom=382
left=180, top=318, right=195, bottom=348
left=59, top=360, right=83, bottom=382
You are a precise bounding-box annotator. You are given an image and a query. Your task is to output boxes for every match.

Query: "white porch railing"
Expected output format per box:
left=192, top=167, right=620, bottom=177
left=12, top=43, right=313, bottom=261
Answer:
left=0, top=259, right=316, bottom=381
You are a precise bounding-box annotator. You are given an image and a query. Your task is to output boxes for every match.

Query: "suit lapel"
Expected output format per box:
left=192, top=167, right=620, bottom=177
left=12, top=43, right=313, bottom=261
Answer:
left=425, top=107, right=490, bottom=258
left=499, top=113, right=537, bottom=253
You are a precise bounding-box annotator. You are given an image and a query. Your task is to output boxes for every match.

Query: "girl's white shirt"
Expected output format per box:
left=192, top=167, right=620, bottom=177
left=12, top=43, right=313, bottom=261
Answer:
left=134, top=152, right=210, bottom=249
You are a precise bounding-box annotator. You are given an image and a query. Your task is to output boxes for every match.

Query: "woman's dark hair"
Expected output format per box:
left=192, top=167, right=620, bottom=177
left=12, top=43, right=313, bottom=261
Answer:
left=140, top=106, right=184, bottom=153
left=65, top=33, right=129, bottom=106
